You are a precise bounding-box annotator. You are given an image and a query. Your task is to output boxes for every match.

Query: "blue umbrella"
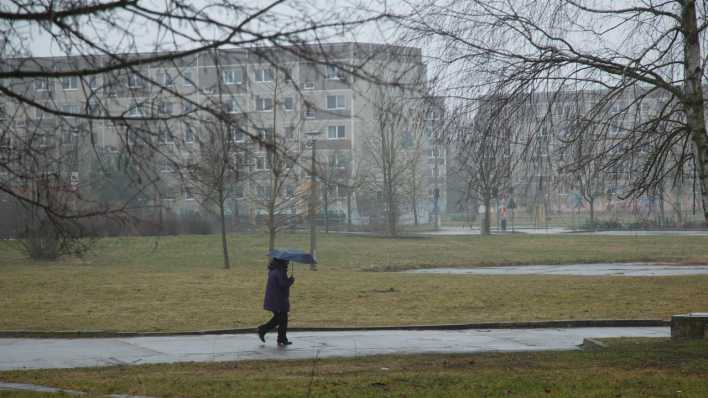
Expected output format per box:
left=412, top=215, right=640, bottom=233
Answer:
left=268, top=249, right=317, bottom=264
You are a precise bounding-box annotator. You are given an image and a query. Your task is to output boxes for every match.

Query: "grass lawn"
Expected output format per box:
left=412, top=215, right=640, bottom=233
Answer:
left=1, top=233, right=708, bottom=331
left=1, top=338, right=707, bottom=397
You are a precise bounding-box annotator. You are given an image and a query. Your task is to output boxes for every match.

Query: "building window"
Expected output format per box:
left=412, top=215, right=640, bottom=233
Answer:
left=304, top=81, right=315, bottom=90
left=401, top=129, right=413, bottom=148
left=127, top=103, right=145, bottom=117
left=326, top=95, right=345, bottom=110
left=158, top=159, right=174, bottom=174
left=332, top=152, right=349, bottom=168
left=255, top=68, right=274, bottom=82
left=327, top=125, right=346, bottom=139
left=256, top=184, right=271, bottom=199
left=232, top=184, right=244, bottom=199
left=127, top=72, right=144, bottom=88
left=256, top=96, right=273, bottom=112
left=183, top=100, right=194, bottom=113
left=87, top=98, right=102, bottom=116
left=284, top=126, right=295, bottom=139
left=158, top=101, right=174, bottom=115
left=255, top=155, right=270, bottom=171
left=61, top=103, right=80, bottom=118
left=231, top=127, right=246, bottom=143
left=61, top=76, right=79, bottom=91
left=62, top=128, right=79, bottom=145
left=158, top=128, right=175, bottom=144
left=283, top=97, right=294, bottom=111
left=184, top=126, right=195, bottom=143
left=34, top=78, right=50, bottom=92
left=158, top=69, right=175, bottom=87
left=87, top=76, right=99, bottom=89
left=183, top=69, right=193, bottom=86
left=609, top=125, right=622, bottom=136
left=36, top=133, right=50, bottom=147
left=223, top=68, right=242, bottom=85
left=325, top=64, right=339, bottom=80
left=226, top=98, right=241, bottom=113
left=256, top=128, right=274, bottom=146
left=304, top=104, right=315, bottom=118
left=609, top=101, right=624, bottom=114
left=184, top=187, right=195, bottom=201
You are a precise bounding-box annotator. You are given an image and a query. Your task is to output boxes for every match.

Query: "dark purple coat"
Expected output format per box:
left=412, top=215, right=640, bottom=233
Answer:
left=263, top=263, right=294, bottom=312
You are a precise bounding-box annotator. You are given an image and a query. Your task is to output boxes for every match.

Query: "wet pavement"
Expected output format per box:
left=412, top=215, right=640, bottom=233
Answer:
left=407, top=263, right=708, bottom=276
left=419, top=227, right=708, bottom=236
left=0, top=327, right=668, bottom=371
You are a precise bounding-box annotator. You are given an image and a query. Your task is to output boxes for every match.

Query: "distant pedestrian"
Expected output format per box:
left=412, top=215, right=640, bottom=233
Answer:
left=257, top=258, right=295, bottom=346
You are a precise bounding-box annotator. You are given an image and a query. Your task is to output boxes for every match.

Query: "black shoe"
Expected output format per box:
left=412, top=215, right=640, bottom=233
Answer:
left=277, top=340, right=292, bottom=346
left=257, top=327, right=266, bottom=343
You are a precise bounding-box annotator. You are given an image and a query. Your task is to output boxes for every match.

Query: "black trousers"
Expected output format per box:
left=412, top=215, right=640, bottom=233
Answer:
left=259, top=311, right=288, bottom=342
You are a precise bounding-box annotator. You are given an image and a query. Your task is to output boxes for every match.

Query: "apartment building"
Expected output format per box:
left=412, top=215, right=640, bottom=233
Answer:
left=0, top=42, right=446, bottom=228
left=449, top=88, right=701, bottom=225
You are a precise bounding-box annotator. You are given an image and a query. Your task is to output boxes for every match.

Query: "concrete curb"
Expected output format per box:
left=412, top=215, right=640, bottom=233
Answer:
left=581, top=338, right=609, bottom=351
left=0, top=319, right=670, bottom=339
left=0, top=381, right=157, bottom=397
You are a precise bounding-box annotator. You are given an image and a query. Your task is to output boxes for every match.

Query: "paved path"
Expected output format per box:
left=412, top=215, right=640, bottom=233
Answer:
left=420, top=226, right=708, bottom=236
left=0, top=327, right=668, bottom=371
left=408, top=263, right=708, bottom=276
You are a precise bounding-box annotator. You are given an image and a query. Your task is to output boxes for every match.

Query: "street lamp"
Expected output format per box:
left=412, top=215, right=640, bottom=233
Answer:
left=304, top=131, right=321, bottom=270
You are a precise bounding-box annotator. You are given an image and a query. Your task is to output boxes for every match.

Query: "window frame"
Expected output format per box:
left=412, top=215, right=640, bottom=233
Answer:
left=256, top=96, right=273, bottom=112
left=325, top=64, right=339, bottom=80
left=326, top=95, right=345, bottom=110
left=127, top=72, right=144, bottom=89
left=184, top=126, right=195, bottom=144
left=255, top=67, right=274, bottom=83
left=327, top=125, right=346, bottom=140
left=283, top=96, right=294, bottom=111
left=34, top=78, right=50, bottom=92
left=223, top=68, right=243, bottom=85
left=61, top=76, right=79, bottom=91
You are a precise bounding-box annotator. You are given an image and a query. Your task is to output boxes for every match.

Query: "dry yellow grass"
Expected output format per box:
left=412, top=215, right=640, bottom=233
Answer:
left=1, top=233, right=707, bottom=331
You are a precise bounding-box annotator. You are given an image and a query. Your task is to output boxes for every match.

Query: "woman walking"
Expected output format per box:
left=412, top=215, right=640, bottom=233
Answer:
left=257, top=258, right=295, bottom=346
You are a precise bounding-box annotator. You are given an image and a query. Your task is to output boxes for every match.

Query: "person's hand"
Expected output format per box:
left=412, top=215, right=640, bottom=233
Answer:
left=288, top=276, right=295, bottom=283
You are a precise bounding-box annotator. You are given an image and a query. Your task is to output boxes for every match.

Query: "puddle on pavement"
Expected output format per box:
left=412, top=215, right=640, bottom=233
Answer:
left=406, top=263, right=708, bottom=276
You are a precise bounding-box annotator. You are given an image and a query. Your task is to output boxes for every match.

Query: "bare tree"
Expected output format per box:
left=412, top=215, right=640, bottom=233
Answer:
left=363, top=88, right=425, bottom=236
left=559, top=119, right=609, bottom=225
left=399, top=0, right=708, bottom=225
left=0, top=0, right=392, bottom=254
left=186, top=117, right=242, bottom=269
left=452, top=98, right=518, bottom=235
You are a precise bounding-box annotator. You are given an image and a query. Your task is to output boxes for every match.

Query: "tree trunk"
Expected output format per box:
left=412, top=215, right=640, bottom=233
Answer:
left=589, top=196, right=595, bottom=226
left=387, top=190, right=397, bottom=236
left=324, top=186, right=329, bottom=233
left=267, top=203, right=275, bottom=252
left=675, top=183, right=685, bottom=225
left=412, top=189, right=419, bottom=226
left=659, top=185, right=666, bottom=227
left=481, top=195, right=491, bottom=236
left=346, top=189, right=352, bottom=232
left=682, top=1, right=708, bottom=226
left=219, top=199, right=231, bottom=269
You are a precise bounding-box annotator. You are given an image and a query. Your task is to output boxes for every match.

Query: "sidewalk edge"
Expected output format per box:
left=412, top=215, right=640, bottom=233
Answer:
left=0, top=319, right=670, bottom=339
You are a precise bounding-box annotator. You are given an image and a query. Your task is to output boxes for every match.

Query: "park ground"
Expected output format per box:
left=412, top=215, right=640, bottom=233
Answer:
left=1, top=233, right=708, bottom=331
left=0, top=338, right=707, bottom=397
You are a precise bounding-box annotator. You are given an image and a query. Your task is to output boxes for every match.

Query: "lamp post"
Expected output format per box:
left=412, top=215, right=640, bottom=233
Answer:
left=305, top=131, right=321, bottom=270
left=433, top=143, right=440, bottom=231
